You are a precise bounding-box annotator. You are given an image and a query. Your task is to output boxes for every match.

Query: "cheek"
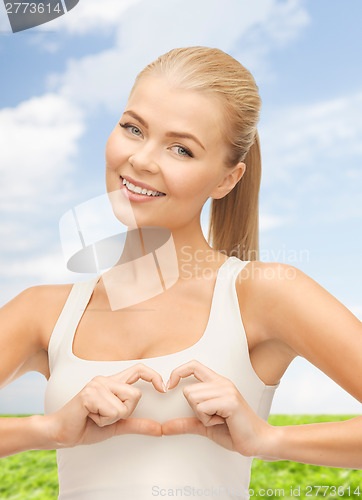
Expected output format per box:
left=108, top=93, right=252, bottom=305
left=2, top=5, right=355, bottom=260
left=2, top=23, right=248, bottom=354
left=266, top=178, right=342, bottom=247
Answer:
left=167, top=173, right=195, bottom=198
left=169, top=169, right=217, bottom=200
left=105, top=131, right=128, bottom=169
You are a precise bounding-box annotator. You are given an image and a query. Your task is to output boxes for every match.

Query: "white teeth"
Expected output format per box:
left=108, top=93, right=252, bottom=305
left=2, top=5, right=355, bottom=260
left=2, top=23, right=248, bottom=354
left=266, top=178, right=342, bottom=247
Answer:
left=122, top=177, right=164, bottom=197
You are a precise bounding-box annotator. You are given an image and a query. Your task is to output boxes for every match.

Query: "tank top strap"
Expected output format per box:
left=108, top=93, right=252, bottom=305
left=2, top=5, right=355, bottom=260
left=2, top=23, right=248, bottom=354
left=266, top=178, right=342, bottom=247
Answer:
left=217, top=256, right=251, bottom=288
left=47, top=275, right=100, bottom=373
left=203, top=256, right=250, bottom=341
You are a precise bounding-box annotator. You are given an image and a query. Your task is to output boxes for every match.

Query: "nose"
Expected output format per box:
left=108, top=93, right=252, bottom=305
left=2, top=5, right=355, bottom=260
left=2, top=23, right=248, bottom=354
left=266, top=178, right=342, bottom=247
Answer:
left=129, top=141, right=160, bottom=174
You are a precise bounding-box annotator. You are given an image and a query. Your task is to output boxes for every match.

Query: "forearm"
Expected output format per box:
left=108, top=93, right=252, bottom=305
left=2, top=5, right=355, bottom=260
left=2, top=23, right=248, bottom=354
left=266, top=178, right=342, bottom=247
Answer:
left=0, top=415, right=56, bottom=458
left=260, top=415, right=362, bottom=468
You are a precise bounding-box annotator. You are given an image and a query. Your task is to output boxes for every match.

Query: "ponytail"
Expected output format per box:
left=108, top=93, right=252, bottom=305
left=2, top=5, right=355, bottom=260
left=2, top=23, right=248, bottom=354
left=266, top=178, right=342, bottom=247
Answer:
left=207, top=131, right=261, bottom=261
left=133, top=46, right=262, bottom=261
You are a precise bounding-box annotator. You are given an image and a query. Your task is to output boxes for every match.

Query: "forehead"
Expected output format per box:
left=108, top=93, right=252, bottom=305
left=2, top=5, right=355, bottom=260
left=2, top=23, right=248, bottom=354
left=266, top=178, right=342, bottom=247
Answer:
left=126, top=76, right=225, bottom=147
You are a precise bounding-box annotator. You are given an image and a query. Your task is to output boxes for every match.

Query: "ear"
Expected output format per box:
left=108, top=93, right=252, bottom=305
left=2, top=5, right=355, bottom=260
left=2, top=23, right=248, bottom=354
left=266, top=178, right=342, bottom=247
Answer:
left=210, top=161, right=246, bottom=200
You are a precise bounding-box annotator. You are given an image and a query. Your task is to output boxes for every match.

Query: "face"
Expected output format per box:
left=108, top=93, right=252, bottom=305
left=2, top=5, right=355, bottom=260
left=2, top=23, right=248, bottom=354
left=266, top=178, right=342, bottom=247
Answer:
left=105, top=75, right=245, bottom=230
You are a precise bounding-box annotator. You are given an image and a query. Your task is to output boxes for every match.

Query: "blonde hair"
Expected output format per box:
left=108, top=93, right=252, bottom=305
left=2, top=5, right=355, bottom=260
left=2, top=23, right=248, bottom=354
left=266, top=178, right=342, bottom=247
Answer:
left=131, top=46, right=262, bottom=261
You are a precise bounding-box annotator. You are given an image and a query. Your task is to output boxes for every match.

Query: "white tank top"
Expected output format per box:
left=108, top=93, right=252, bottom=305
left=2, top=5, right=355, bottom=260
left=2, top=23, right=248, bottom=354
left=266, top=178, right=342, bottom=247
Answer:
left=44, top=256, right=279, bottom=500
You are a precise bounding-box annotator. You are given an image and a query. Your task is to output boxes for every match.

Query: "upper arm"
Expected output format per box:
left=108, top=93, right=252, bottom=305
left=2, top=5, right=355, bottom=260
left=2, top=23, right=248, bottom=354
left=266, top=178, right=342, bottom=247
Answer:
left=0, top=286, right=46, bottom=389
left=0, top=283, right=72, bottom=387
left=247, top=261, right=362, bottom=403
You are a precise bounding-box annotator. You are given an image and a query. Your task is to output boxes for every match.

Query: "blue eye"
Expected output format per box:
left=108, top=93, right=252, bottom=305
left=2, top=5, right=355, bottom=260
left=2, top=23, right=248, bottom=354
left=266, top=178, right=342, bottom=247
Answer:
left=172, top=145, right=194, bottom=158
left=119, top=122, right=142, bottom=136
left=119, top=122, right=194, bottom=158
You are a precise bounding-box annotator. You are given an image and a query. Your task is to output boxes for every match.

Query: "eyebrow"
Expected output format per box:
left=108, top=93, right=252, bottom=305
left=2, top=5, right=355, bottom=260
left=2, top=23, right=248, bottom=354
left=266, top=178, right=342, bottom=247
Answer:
left=122, top=110, right=206, bottom=151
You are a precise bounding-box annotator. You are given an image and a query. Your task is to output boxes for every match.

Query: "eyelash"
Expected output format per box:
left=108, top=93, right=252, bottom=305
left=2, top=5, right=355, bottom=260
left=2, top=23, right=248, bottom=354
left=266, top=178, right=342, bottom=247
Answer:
left=119, top=122, right=194, bottom=158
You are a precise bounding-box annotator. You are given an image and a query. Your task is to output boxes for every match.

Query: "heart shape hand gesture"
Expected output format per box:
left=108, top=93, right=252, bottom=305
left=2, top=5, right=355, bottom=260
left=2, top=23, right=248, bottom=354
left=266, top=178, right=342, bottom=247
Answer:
left=43, top=360, right=273, bottom=458
left=162, top=360, right=272, bottom=457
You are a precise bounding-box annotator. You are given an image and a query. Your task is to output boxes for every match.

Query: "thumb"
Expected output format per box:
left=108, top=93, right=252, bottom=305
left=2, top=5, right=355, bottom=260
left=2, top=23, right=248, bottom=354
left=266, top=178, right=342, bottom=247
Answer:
left=162, top=417, right=207, bottom=437
left=114, top=418, right=162, bottom=437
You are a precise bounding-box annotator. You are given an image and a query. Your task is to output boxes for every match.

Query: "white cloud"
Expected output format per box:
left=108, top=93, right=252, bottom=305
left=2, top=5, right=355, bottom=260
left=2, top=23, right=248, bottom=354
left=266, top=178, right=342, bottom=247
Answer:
left=232, top=0, right=310, bottom=80
left=271, top=357, right=362, bottom=414
left=39, top=0, right=142, bottom=35
left=0, top=248, right=99, bottom=308
left=0, top=94, right=86, bottom=304
left=260, top=91, right=362, bottom=183
left=0, top=93, right=85, bottom=211
left=0, top=220, right=42, bottom=253
left=260, top=213, right=291, bottom=231
left=1, top=0, right=309, bottom=46
left=0, top=372, right=47, bottom=414
left=0, top=250, right=68, bottom=281
left=259, top=90, right=362, bottom=224
left=262, top=0, right=310, bottom=45
left=46, top=47, right=135, bottom=114
left=45, top=0, right=310, bottom=112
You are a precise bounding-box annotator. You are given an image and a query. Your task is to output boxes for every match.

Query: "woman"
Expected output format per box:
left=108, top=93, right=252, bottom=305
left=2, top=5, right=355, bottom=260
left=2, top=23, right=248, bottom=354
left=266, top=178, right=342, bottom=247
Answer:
left=0, top=46, right=361, bottom=499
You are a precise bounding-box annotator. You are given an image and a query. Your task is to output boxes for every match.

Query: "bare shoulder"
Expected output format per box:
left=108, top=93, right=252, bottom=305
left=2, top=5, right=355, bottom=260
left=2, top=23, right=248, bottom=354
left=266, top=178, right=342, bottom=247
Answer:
left=1, top=283, right=73, bottom=342
left=236, top=260, right=362, bottom=401
left=23, top=283, right=74, bottom=349
left=0, top=283, right=73, bottom=385
left=235, top=260, right=301, bottom=349
left=235, top=259, right=362, bottom=366
left=235, top=260, right=295, bottom=285
left=234, top=260, right=295, bottom=298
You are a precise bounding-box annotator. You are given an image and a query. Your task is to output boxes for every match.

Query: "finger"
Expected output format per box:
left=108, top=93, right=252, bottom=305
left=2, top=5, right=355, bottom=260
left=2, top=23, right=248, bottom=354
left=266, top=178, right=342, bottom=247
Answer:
left=182, top=381, right=228, bottom=403
left=89, top=376, right=142, bottom=402
left=92, top=380, right=144, bottom=425
left=115, top=418, right=162, bottom=437
left=85, top=388, right=132, bottom=427
left=167, top=359, right=221, bottom=390
left=82, top=380, right=139, bottom=426
left=86, top=395, right=125, bottom=427
left=82, top=377, right=141, bottom=420
left=115, top=363, right=166, bottom=393
left=162, top=417, right=207, bottom=436
left=181, top=394, right=225, bottom=427
left=205, top=415, right=225, bottom=426
left=105, top=379, right=143, bottom=413
left=196, top=399, right=226, bottom=426
left=182, top=381, right=235, bottom=412
left=181, top=386, right=227, bottom=427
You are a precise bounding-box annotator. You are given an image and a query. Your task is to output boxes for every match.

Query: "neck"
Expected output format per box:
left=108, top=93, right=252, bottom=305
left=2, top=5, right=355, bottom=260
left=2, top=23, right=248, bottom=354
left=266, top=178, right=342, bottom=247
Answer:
left=98, top=216, right=228, bottom=311
left=112, top=217, right=222, bottom=282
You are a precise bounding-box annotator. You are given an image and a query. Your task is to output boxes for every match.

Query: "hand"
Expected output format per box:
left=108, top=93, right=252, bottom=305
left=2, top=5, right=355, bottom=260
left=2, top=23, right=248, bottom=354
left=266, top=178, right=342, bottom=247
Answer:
left=161, top=360, right=273, bottom=457
left=44, top=363, right=165, bottom=448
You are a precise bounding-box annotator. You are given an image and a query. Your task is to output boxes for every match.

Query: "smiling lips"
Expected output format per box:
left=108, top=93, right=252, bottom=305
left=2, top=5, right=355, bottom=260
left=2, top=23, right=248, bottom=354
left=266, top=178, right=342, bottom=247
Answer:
left=121, top=175, right=165, bottom=196
left=120, top=176, right=166, bottom=202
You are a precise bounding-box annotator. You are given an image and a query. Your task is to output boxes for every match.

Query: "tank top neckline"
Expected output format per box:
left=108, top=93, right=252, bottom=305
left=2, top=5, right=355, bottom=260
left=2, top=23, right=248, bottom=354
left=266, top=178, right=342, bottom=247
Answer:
left=68, top=256, right=238, bottom=365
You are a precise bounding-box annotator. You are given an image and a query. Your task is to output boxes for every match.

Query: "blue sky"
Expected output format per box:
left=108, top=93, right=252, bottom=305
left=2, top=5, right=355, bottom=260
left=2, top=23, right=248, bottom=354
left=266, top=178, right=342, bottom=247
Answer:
left=0, top=0, right=361, bottom=414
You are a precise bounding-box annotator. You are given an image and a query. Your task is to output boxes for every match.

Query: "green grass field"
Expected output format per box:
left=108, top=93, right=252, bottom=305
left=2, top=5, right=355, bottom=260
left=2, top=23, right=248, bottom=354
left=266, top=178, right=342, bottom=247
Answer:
left=0, top=415, right=360, bottom=499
